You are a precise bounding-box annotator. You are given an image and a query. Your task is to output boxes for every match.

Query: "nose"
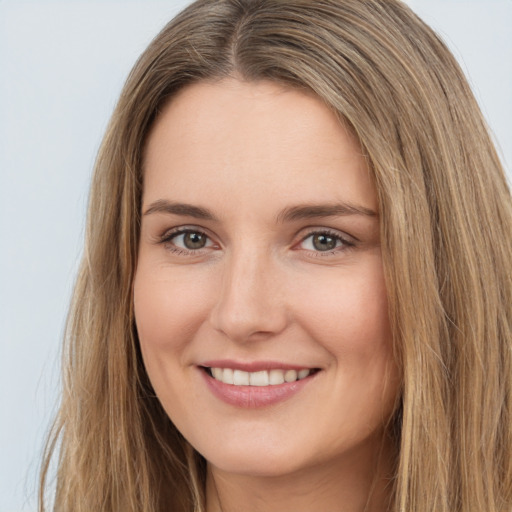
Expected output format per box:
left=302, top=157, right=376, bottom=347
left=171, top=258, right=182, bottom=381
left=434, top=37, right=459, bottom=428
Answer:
left=209, top=249, right=288, bottom=343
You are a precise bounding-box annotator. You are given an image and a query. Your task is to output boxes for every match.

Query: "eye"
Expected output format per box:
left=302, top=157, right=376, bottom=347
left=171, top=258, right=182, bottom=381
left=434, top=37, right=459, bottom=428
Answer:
left=299, top=230, right=354, bottom=253
left=175, top=231, right=209, bottom=250
left=160, top=228, right=215, bottom=253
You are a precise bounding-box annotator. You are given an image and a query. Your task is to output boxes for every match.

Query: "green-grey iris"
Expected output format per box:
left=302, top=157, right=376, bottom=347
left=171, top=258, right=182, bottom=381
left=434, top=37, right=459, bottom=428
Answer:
left=184, top=232, right=207, bottom=250
left=312, top=233, right=338, bottom=251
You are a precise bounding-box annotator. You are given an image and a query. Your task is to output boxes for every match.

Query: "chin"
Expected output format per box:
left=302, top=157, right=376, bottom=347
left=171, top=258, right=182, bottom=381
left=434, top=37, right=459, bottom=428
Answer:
left=196, top=434, right=320, bottom=479
left=207, top=452, right=305, bottom=478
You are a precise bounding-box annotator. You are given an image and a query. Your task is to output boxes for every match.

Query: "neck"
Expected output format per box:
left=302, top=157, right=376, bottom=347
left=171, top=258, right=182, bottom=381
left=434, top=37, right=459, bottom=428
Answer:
left=205, top=436, right=396, bottom=512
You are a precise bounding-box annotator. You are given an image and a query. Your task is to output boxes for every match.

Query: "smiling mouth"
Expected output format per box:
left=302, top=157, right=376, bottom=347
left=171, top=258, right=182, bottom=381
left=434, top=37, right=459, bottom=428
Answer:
left=202, top=367, right=320, bottom=386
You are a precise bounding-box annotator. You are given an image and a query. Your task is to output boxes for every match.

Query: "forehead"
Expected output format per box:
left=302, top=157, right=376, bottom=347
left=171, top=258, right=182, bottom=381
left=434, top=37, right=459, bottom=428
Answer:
left=142, top=78, right=376, bottom=214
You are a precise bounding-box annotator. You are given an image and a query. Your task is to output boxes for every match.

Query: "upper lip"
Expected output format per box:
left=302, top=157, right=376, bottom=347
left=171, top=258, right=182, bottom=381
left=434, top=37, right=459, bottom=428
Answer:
left=200, top=360, right=319, bottom=372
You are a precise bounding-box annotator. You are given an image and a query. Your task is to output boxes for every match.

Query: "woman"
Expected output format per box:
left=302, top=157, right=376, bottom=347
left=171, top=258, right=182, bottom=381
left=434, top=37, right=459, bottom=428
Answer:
left=40, top=1, right=512, bottom=511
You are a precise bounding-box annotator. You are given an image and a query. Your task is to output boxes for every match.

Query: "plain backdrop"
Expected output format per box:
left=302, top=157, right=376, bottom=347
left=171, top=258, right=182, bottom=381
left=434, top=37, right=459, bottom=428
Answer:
left=0, top=1, right=511, bottom=511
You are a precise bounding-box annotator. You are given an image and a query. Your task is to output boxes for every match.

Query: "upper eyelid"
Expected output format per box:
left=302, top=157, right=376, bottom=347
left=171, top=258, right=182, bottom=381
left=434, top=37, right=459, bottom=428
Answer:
left=297, top=232, right=354, bottom=251
left=300, top=230, right=347, bottom=242
left=159, top=227, right=215, bottom=254
left=157, top=225, right=357, bottom=249
left=160, top=225, right=211, bottom=241
left=297, top=226, right=357, bottom=244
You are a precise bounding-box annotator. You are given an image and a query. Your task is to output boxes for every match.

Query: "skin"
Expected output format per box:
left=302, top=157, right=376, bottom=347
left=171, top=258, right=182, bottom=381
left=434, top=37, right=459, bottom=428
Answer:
left=134, top=78, right=400, bottom=512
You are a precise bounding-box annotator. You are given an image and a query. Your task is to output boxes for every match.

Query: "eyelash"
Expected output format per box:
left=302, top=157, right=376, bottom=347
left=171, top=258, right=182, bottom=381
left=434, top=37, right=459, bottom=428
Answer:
left=159, top=227, right=214, bottom=256
left=299, top=229, right=356, bottom=257
left=158, top=227, right=356, bottom=257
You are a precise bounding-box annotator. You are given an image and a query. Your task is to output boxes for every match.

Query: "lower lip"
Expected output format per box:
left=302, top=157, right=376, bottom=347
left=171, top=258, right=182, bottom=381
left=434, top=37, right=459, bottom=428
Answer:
left=200, top=369, right=317, bottom=408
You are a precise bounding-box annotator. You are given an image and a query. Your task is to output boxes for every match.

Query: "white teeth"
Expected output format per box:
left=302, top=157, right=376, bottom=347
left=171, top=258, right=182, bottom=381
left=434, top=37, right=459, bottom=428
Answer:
left=209, top=367, right=313, bottom=386
left=249, top=370, right=269, bottom=386
left=211, top=368, right=223, bottom=380
left=223, top=368, right=234, bottom=384
left=269, top=369, right=285, bottom=385
left=233, top=369, right=250, bottom=386
left=298, top=369, right=310, bottom=380
left=284, top=369, right=297, bottom=382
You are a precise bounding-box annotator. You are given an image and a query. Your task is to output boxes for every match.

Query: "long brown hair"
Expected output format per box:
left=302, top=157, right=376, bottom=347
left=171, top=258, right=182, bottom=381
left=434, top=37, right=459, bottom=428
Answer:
left=40, top=1, right=512, bottom=511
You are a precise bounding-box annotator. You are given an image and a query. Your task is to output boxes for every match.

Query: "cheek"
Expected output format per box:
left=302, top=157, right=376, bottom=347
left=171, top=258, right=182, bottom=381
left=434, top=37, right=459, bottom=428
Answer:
left=134, top=263, right=207, bottom=342
left=133, top=263, right=214, bottom=383
left=293, top=258, right=391, bottom=355
left=133, top=264, right=215, bottom=425
left=291, top=258, right=398, bottom=413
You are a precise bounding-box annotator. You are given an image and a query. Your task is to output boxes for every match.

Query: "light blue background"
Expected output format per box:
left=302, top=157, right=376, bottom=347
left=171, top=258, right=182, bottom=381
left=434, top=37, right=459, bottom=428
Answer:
left=1, top=1, right=511, bottom=510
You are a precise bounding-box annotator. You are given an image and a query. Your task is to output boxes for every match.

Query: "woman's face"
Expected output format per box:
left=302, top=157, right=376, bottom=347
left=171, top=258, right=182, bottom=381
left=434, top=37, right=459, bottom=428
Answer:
left=134, top=79, right=399, bottom=478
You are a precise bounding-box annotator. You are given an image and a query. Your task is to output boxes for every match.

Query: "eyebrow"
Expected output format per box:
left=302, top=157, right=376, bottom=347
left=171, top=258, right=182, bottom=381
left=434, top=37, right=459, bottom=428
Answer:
left=143, top=199, right=377, bottom=222
left=143, top=200, right=218, bottom=220
left=275, top=202, right=377, bottom=223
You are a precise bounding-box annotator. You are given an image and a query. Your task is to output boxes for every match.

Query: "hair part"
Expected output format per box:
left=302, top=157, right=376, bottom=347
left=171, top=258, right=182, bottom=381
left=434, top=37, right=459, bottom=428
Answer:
left=40, top=1, right=512, bottom=511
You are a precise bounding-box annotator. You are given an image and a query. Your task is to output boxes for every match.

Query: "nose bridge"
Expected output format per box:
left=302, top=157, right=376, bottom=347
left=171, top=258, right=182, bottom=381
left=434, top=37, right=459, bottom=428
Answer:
left=210, top=243, right=287, bottom=342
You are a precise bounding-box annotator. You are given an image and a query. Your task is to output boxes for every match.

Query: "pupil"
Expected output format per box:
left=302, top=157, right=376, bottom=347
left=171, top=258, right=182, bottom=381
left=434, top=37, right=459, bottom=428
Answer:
left=313, top=234, right=336, bottom=251
left=184, top=232, right=206, bottom=249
